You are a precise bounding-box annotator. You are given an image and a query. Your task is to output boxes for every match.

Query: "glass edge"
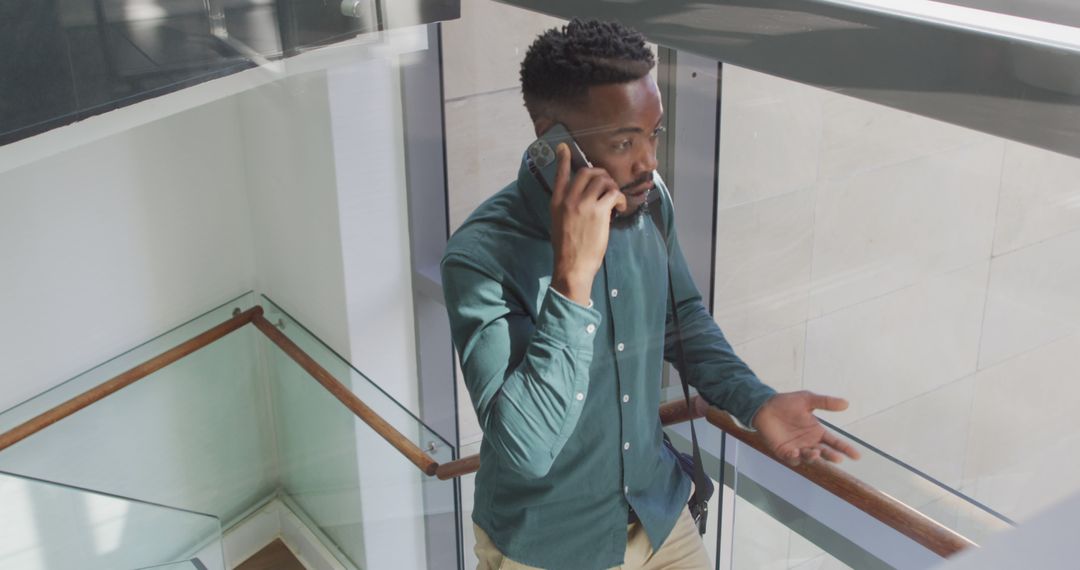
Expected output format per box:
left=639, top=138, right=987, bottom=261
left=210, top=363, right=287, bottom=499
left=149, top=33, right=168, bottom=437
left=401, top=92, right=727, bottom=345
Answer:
left=0, top=290, right=257, bottom=419
left=819, top=417, right=1016, bottom=526
left=0, top=468, right=223, bottom=524
left=257, top=293, right=455, bottom=450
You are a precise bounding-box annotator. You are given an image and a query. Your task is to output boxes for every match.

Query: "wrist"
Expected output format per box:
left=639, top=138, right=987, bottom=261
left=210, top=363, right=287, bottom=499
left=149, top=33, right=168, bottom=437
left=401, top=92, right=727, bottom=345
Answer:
left=551, top=272, right=593, bottom=307
left=749, top=394, right=777, bottom=431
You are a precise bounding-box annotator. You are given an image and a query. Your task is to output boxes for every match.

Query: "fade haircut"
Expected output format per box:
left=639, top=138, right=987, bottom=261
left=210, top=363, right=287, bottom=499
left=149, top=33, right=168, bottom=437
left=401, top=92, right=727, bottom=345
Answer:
left=520, top=19, right=655, bottom=121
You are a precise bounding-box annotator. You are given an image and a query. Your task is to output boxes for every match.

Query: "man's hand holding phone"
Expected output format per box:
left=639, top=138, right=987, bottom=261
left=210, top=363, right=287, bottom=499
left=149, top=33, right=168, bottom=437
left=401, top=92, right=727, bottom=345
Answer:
left=549, top=143, right=629, bottom=307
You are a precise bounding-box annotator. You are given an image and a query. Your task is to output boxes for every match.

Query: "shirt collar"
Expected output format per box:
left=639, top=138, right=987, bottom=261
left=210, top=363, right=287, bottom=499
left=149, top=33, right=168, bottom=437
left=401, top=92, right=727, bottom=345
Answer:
left=517, top=151, right=554, bottom=238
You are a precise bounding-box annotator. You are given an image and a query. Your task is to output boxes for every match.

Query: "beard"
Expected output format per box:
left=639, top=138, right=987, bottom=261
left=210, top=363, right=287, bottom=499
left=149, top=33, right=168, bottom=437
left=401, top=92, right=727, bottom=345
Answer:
left=610, top=195, right=650, bottom=229
left=610, top=173, right=655, bottom=229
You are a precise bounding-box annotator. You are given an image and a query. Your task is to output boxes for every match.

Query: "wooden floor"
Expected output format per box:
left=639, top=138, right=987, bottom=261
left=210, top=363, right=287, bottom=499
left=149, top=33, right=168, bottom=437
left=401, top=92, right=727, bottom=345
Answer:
left=235, top=539, right=306, bottom=570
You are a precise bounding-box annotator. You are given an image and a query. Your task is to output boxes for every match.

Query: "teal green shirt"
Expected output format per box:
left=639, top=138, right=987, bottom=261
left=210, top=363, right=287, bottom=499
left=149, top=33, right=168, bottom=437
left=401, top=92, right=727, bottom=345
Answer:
left=441, top=157, right=776, bottom=569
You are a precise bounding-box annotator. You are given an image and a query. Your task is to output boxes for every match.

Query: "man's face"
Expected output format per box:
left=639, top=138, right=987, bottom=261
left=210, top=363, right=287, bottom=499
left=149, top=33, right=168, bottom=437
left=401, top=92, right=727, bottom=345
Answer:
left=546, top=76, right=665, bottom=214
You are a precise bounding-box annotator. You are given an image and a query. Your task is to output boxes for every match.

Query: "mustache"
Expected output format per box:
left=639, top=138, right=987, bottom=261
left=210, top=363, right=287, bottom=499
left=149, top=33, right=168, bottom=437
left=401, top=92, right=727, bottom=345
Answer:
left=619, top=173, right=655, bottom=193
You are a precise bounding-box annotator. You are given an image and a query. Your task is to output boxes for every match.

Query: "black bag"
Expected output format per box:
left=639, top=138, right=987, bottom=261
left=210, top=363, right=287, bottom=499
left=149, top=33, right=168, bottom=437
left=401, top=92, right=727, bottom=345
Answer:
left=649, top=200, right=715, bottom=536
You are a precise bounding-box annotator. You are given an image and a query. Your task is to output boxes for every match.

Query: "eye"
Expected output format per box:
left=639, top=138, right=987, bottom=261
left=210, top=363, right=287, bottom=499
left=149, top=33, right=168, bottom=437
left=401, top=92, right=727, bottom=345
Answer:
left=650, top=126, right=667, bottom=140
left=613, top=139, right=633, bottom=152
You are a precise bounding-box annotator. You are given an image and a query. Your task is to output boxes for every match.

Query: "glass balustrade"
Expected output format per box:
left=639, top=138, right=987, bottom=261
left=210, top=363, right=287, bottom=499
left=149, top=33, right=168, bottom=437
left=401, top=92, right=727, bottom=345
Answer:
left=0, top=470, right=223, bottom=570
left=256, top=295, right=460, bottom=570
left=0, top=292, right=460, bottom=569
left=666, top=410, right=1013, bottom=569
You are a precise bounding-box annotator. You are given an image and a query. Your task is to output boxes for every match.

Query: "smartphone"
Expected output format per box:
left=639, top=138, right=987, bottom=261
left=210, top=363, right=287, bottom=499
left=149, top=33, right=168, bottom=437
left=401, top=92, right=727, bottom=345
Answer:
left=526, top=123, right=659, bottom=224
left=526, top=123, right=591, bottom=194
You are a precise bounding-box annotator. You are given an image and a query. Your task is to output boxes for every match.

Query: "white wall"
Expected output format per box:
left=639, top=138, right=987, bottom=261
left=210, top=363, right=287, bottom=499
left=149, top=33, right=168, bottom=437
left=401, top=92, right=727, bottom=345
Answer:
left=237, top=67, right=353, bottom=358
left=0, top=96, right=256, bottom=413
left=0, top=89, right=266, bottom=568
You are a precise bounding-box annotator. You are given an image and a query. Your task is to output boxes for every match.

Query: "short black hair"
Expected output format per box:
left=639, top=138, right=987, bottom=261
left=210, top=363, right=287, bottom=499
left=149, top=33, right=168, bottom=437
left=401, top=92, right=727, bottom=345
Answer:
left=520, top=19, right=655, bottom=121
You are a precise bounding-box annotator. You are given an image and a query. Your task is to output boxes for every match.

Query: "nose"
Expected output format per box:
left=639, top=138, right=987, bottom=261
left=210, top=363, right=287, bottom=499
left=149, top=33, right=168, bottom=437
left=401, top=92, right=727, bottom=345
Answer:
left=633, top=144, right=658, bottom=177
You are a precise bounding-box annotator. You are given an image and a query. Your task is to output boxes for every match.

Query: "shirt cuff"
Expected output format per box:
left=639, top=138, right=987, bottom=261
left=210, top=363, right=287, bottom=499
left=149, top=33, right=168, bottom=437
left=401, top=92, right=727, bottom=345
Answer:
left=536, top=287, right=602, bottom=350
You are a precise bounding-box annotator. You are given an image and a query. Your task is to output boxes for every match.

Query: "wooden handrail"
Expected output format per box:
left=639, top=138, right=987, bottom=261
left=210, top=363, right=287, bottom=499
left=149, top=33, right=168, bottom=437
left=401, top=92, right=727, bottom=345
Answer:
left=660, top=397, right=976, bottom=558
left=251, top=313, right=440, bottom=476
left=435, top=454, right=480, bottom=480
left=0, top=306, right=261, bottom=453
left=0, top=304, right=976, bottom=559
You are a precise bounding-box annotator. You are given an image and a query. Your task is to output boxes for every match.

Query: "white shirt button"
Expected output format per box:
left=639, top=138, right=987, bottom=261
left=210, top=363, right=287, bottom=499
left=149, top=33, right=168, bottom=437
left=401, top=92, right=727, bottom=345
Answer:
left=624, top=485, right=629, bottom=494
left=586, top=324, right=596, bottom=334
left=611, top=289, right=619, bottom=298
left=623, top=442, right=631, bottom=451
left=622, top=394, right=630, bottom=403
left=575, top=392, right=584, bottom=401
left=617, top=342, right=625, bottom=352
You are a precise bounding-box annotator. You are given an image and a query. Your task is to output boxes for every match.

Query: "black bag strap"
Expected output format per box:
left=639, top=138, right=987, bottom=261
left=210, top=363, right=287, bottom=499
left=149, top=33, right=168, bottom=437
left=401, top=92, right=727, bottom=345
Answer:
left=648, top=200, right=711, bottom=533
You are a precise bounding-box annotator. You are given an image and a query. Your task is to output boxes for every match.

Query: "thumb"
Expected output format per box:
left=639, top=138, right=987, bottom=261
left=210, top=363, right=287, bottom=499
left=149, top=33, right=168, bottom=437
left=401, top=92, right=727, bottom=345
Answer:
left=808, top=392, right=849, bottom=412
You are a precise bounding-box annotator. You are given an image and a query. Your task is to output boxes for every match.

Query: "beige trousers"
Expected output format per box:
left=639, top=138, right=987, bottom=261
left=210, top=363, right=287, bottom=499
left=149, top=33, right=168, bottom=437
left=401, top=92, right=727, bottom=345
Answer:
left=473, top=508, right=712, bottom=570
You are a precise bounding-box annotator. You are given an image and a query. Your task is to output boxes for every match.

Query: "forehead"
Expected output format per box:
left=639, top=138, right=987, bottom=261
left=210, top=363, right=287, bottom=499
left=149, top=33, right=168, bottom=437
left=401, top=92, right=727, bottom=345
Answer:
left=572, top=76, right=663, bottom=134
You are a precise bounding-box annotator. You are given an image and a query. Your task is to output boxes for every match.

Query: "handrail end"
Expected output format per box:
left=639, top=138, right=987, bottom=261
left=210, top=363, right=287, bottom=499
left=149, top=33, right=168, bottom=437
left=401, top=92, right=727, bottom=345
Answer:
left=423, top=460, right=439, bottom=477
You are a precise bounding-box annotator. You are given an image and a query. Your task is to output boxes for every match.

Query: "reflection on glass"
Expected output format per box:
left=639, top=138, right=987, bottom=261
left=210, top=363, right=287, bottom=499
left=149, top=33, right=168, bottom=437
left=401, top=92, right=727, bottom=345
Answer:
left=258, top=294, right=458, bottom=569
left=824, top=421, right=1012, bottom=545
left=0, top=290, right=459, bottom=569
left=0, top=470, right=223, bottom=570
left=0, top=293, right=278, bottom=527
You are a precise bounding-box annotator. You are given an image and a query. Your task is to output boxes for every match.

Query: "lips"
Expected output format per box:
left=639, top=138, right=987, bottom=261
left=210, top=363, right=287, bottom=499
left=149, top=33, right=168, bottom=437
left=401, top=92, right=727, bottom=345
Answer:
left=624, top=182, right=654, bottom=199
left=622, top=175, right=652, bottom=191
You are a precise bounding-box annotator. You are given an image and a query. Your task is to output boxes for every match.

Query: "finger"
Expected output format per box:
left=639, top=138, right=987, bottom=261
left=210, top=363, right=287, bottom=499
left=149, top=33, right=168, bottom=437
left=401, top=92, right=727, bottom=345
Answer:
left=563, top=167, right=608, bottom=206
left=822, top=431, right=861, bottom=460
left=808, top=392, right=849, bottom=412
left=598, top=185, right=629, bottom=216
left=582, top=170, right=618, bottom=202
left=800, top=447, right=821, bottom=462
left=820, top=446, right=846, bottom=463
left=552, top=143, right=571, bottom=202
left=779, top=447, right=800, bottom=467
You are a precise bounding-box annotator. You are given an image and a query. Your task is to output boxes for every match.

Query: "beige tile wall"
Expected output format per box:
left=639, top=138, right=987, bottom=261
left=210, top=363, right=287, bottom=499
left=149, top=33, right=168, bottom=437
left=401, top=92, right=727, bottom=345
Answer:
left=716, top=63, right=1080, bottom=530
left=441, top=0, right=568, bottom=232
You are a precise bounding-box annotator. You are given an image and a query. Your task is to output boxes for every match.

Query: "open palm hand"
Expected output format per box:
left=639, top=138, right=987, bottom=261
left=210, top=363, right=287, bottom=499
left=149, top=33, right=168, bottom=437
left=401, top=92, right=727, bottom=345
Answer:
left=751, top=391, right=860, bottom=466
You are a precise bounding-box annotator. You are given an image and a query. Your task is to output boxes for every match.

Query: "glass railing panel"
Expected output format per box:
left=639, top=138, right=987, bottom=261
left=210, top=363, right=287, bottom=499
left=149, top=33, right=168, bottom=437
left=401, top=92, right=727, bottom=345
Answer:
left=823, top=421, right=1013, bottom=545
left=257, top=294, right=459, bottom=570
left=0, top=291, right=258, bottom=435
left=0, top=292, right=279, bottom=528
left=712, top=57, right=1080, bottom=530
left=1, top=0, right=255, bottom=145
left=257, top=295, right=453, bottom=452
left=0, top=470, right=223, bottom=570
left=730, top=491, right=856, bottom=570
left=666, top=397, right=1011, bottom=568
left=2, top=0, right=459, bottom=146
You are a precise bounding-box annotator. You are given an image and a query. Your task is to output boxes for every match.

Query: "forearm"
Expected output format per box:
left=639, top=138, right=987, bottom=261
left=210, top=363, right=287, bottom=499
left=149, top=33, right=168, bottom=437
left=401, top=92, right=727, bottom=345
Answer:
left=451, top=279, right=600, bottom=479
left=667, top=301, right=776, bottom=427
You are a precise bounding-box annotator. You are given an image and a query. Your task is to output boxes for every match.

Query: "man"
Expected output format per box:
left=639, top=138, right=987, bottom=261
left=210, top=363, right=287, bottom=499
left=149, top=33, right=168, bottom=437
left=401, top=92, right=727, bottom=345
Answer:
left=441, top=19, right=858, bottom=570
